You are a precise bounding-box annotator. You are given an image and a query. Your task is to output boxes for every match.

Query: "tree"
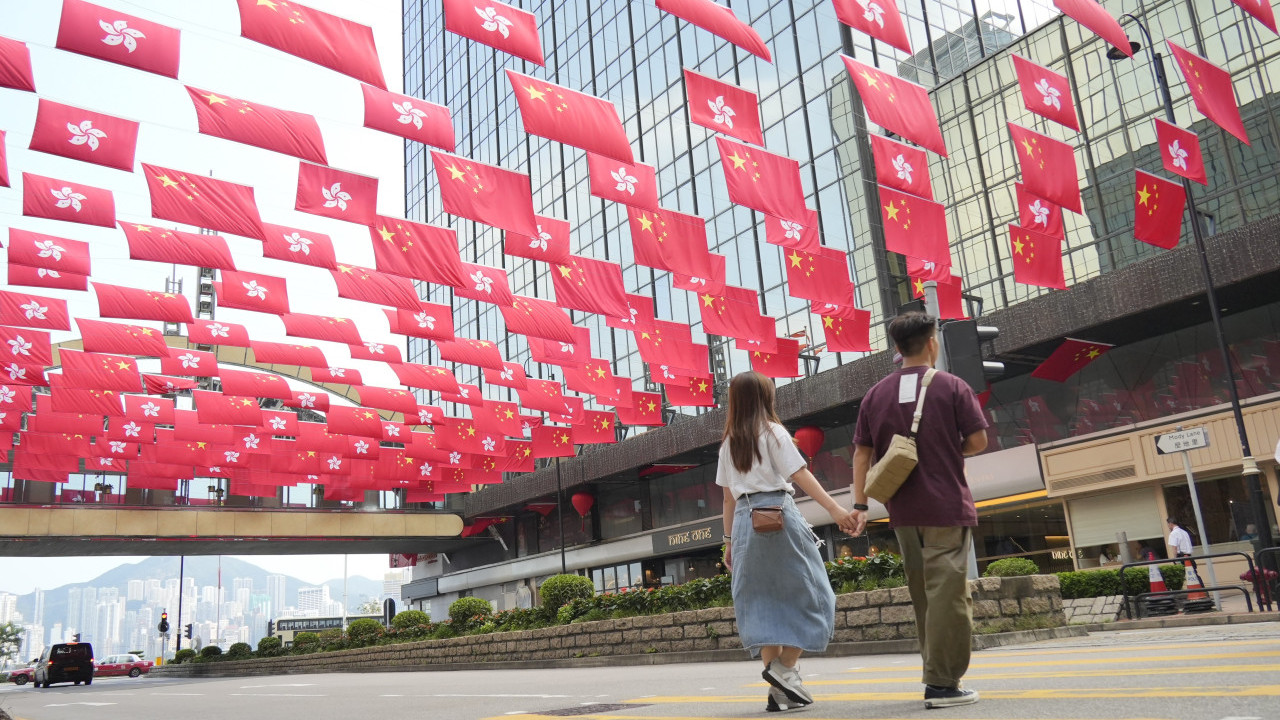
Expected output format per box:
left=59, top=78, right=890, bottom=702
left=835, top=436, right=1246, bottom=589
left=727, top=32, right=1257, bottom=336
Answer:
left=356, top=600, right=382, bottom=615
left=0, top=622, right=23, bottom=664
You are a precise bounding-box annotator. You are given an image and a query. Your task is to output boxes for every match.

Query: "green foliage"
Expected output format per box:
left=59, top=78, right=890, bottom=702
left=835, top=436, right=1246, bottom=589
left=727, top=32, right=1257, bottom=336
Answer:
left=256, top=637, right=282, bottom=657
left=172, top=648, right=196, bottom=664
left=199, top=645, right=223, bottom=659
left=226, top=642, right=253, bottom=660
left=292, top=631, right=320, bottom=652
left=824, top=553, right=906, bottom=593
left=391, top=610, right=430, bottom=629
left=539, top=574, right=596, bottom=610
left=1056, top=565, right=1186, bottom=599
left=984, top=558, right=1041, bottom=577
left=346, top=618, right=384, bottom=644
left=448, top=597, right=493, bottom=627
left=0, top=621, right=23, bottom=661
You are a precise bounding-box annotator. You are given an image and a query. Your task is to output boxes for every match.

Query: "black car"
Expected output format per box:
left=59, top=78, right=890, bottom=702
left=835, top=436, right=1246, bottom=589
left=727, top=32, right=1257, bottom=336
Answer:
left=33, top=642, right=95, bottom=688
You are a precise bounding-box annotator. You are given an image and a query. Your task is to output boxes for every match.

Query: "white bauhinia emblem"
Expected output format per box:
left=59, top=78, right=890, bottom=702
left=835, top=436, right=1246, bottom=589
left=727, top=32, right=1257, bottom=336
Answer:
left=384, top=424, right=401, bottom=437
left=51, top=186, right=86, bottom=212
left=285, top=232, right=313, bottom=255
left=20, top=301, right=47, bottom=320
left=521, top=421, right=532, bottom=434
left=140, top=401, right=160, bottom=417
left=38, top=269, right=61, bottom=279
left=611, top=167, right=638, bottom=195
left=482, top=437, right=496, bottom=452
left=448, top=451, right=462, bottom=465
left=178, top=353, right=199, bottom=369
left=164, top=382, right=177, bottom=392
left=109, top=441, right=127, bottom=453
left=459, top=387, right=470, bottom=398
left=419, top=462, right=433, bottom=477
left=471, top=271, right=494, bottom=294
left=269, top=416, right=287, bottom=430
left=0, top=386, right=13, bottom=404
left=858, top=0, right=886, bottom=27
left=208, top=322, right=230, bottom=338
left=1035, top=78, right=1062, bottom=111
left=891, top=154, right=914, bottom=184
left=393, top=100, right=427, bottom=129
left=8, top=336, right=32, bottom=356
left=780, top=220, right=803, bottom=241
left=99, top=19, right=145, bottom=53
left=500, top=367, right=514, bottom=381
left=414, top=312, right=435, bottom=329
left=298, top=392, right=316, bottom=408
left=243, top=433, right=260, bottom=449
left=242, top=281, right=268, bottom=300
left=209, top=466, right=222, bottom=473
left=224, top=450, right=240, bottom=463
left=123, top=421, right=141, bottom=437
left=327, top=455, right=343, bottom=470
left=1028, top=199, right=1050, bottom=227
left=1168, top=140, right=1189, bottom=171
left=364, top=341, right=384, bottom=354
left=328, top=367, right=345, bottom=377
left=531, top=225, right=550, bottom=252
left=354, top=440, right=369, bottom=454
left=660, top=365, right=676, bottom=380
left=99, top=458, right=114, bottom=467
left=35, top=239, right=66, bottom=262
left=418, top=408, right=433, bottom=423
left=67, top=120, right=107, bottom=151
left=476, top=6, right=513, bottom=37
left=559, top=342, right=574, bottom=353
left=322, top=183, right=351, bottom=211
left=5, top=363, right=25, bottom=380
left=707, top=96, right=735, bottom=128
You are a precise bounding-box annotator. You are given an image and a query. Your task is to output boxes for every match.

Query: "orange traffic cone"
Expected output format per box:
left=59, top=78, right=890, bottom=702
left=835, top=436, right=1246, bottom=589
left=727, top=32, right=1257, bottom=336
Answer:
left=1183, top=561, right=1208, bottom=601
left=1142, top=563, right=1177, bottom=617
left=1148, top=563, right=1168, bottom=592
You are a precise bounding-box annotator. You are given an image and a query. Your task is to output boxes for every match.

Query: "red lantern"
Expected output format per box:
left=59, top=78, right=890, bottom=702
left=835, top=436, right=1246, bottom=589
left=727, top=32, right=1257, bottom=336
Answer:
left=794, top=426, right=824, bottom=459
left=570, top=492, right=595, bottom=516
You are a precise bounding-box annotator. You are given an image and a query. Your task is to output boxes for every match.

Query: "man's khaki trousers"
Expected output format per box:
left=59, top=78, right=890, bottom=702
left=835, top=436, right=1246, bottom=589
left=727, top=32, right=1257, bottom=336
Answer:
left=893, top=526, right=973, bottom=688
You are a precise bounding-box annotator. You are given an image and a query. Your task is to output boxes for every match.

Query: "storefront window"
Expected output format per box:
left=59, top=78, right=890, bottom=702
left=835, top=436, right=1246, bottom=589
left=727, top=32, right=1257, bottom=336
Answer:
left=1162, top=475, right=1278, bottom=550
left=599, top=484, right=647, bottom=539
left=591, top=561, right=643, bottom=593
left=649, top=465, right=718, bottom=528
left=536, top=506, right=593, bottom=552
left=973, top=499, right=1072, bottom=574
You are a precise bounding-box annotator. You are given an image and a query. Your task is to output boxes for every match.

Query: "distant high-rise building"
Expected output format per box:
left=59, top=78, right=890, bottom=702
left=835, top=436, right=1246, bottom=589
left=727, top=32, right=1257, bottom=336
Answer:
left=127, top=580, right=144, bottom=603
left=32, top=588, right=44, bottom=627
left=66, top=587, right=81, bottom=631
left=49, top=623, right=62, bottom=646
left=296, top=586, right=330, bottom=616
left=0, top=593, right=17, bottom=624
left=382, top=571, right=404, bottom=604
left=232, top=577, right=253, bottom=594
left=78, top=587, right=96, bottom=642
left=266, top=574, right=286, bottom=618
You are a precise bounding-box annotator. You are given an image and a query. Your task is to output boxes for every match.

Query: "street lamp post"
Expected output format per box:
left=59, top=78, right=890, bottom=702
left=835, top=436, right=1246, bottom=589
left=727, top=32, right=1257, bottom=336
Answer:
left=1109, top=15, right=1276, bottom=553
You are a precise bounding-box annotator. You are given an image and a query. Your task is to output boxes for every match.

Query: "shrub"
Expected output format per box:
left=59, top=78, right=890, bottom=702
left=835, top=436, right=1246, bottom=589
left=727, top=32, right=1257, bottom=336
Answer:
left=984, top=558, right=1040, bottom=577
left=391, top=610, right=430, bottom=629
left=448, top=597, right=493, bottom=627
left=172, top=648, right=196, bottom=664
left=1056, top=565, right=1185, bottom=599
left=539, top=574, right=595, bottom=610
left=199, top=645, right=223, bottom=659
left=226, top=642, right=252, bottom=659
left=256, top=637, right=282, bottom=657
left=292, top=631, right=319, bottom=651
left=347, top=618, right=384, bottom=644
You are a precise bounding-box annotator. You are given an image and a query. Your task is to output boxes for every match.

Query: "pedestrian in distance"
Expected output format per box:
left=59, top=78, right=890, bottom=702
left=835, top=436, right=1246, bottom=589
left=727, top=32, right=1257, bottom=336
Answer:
left=717, top=371, right=860, bottom=713
left=850, top=312, right=989, bottom=709
left=1167, top=517, right=1196, bottom=569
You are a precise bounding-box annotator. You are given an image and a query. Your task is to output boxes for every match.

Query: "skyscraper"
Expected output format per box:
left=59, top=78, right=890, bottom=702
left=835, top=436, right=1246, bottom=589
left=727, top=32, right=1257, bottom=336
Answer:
left=266, top=574, right=287, bottom=618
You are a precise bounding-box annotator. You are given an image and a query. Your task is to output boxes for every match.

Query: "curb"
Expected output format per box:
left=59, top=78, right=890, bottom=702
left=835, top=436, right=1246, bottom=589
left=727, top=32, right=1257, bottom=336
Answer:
left=1076, top=610, right=1280, bottom=633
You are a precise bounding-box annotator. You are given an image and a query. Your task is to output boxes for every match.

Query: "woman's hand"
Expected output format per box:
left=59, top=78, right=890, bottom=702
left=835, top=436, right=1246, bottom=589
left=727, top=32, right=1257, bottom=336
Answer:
left=723, top=542, right=733, bottom=572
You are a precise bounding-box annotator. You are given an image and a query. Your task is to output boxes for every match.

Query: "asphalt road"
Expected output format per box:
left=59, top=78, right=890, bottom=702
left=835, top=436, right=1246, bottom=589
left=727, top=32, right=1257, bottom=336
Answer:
left=1, top=623, right=1276, bottom=720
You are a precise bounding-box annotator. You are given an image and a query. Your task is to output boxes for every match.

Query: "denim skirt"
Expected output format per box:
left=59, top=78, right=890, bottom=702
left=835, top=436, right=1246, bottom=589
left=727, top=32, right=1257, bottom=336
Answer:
left=730, top=490, right=836, bottom=657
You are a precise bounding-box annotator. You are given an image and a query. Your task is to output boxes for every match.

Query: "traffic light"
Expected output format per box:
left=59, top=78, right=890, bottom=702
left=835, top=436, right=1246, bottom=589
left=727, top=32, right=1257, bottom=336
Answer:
left=184, top=623, right=193, bottom=640
left=942, top=320, right=1005, bottom=393
left=72, top=633, right=81, bottom=643
left=157, top=611, right=169, bottom=634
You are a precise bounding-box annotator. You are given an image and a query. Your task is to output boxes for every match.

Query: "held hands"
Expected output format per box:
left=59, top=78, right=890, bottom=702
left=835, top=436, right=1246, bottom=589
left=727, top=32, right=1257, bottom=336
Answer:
left=830, top=506, right=862, bottom=536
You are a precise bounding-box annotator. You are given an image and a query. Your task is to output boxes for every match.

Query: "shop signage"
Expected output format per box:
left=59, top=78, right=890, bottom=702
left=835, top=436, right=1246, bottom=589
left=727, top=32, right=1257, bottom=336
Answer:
left=652, top=519, right=721, bottom=553
left=1154, top=427, right=1209, bottom=455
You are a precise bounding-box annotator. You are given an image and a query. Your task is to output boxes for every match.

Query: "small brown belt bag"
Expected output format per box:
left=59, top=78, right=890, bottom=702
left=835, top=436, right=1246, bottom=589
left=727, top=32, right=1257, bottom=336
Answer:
left=751, top=506, right=784, bottom=533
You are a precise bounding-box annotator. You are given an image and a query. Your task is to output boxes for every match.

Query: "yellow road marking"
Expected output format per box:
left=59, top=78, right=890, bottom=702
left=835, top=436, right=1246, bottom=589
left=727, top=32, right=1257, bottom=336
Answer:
left=627, top=684, right=1280, bottom=703
left=847, top=649, right=1280, bottom=671
left=791, top=662, right=1280, bottom=685
left=976, top=637, right=1280, bottom=657
left=491, top=716, right=1172, bottom=720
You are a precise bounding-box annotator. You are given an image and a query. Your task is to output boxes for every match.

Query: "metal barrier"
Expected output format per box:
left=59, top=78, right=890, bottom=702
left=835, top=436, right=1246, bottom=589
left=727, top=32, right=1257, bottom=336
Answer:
left=1120, top=552, right=1258, bottom=619
left=1253, top=547, right=1280, bottom=612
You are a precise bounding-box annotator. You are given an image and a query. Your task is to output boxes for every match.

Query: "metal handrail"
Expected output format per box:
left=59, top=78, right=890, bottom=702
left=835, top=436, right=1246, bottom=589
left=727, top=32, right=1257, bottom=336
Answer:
left=1119, top=552, right=1258, bottom=619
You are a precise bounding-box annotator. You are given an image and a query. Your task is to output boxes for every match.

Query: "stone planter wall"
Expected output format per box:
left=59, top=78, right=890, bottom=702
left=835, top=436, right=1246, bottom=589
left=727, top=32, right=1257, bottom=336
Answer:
left=1062, top=595, right=1124, bottom=624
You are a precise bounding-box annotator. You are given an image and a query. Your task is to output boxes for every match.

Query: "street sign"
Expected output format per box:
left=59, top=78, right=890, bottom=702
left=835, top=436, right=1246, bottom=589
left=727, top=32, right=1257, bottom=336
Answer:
left=1155, top=427, right=1209, bottom=455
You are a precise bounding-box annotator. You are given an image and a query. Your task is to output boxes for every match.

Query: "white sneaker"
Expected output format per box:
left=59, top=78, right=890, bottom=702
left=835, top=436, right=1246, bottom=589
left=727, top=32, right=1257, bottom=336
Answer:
left=765, top=686, right=798, bottom=712
left=763, top=659, right=813, bottom=705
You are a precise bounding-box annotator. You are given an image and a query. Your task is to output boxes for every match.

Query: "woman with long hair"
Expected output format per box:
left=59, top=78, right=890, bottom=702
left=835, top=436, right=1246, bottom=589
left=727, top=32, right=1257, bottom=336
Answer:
left=717, top=372, right=862, bottom=712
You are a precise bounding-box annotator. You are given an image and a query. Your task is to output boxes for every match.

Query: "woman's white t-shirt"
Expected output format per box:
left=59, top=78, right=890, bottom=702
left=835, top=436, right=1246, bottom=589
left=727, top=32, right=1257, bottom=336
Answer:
left=714, top=422, right=808, bottom=499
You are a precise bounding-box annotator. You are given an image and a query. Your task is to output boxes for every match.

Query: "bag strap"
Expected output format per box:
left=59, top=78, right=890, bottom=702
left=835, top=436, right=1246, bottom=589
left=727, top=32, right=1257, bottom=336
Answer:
left=908, top=368, right=938, bottom=439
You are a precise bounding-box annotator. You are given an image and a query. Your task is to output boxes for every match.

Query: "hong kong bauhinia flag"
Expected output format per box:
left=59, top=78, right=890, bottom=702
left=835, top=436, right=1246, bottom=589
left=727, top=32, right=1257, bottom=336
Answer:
left=715, top=138, right=808, bottom=220
left=587, top=153, right=659, bottom=211
left=1016, top=183, right=1064, bottom=238
left=57, top=0, right=182, bottom=78
left=870, top=134, right=932, bottom=199
left=22, top=172, right=116, bottom=227
left=1167, top=42, right=1249, bottom=145
left=1007, top=123, right=1082, bottom=214
left=0, top=35, right=36, bottom=92
left=29, top=99, right=139, bottom=171
left=143, top=164, right=264, bottom=239
left=361, top=84, right=455, bottom=151
left=217, top=270, right=291, bottom=315
left=444, top=0, right=544, bottom=65
left=7, top=229, right=91, bottom=276
left=1010, top=54, right=1079, bottom=132
left=0, top=290, right=70, bottom=331
left=189, top=318, right=250, bottom=347
left=7, top=265, right=88, bottom=291
left=507, top=70, right=633, bottom=164
left=432, top=151, right=538, bottom=237
left=1008, top=224, right=1067, bottom=289
left=832, top=0, right=913, bottom=54
left=260, top=222, right=337, bottom=269
left=235, top=0, right=386, bottom=88
left=1154, top=119, right=1207, bottom=186
left=296, top=162, right=378, bottom=226
left=656, top=0, right=771, bottom=61
left=684, top=69, right=763, bottom=146
left=843, top=56, right=946, bottom=156
left=504, top=215, right=572, bottom=264
left=187, top=86, right=326, bottom=164
left=1133, top=170, right=1186, bottom=250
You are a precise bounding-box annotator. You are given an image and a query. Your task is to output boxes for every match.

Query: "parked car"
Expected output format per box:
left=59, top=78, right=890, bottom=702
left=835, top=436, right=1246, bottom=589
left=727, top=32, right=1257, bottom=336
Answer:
left=7, top=661, right=36, bottom=685
left=33, top=642, right=94, bottom=688
left=94, top=653, right=153, bottom=678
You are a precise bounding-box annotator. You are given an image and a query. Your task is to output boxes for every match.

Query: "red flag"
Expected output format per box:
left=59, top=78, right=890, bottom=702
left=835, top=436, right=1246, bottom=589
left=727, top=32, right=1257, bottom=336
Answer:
left=50, top=386, right=123, bottom=417
left=159, top=348, right=218, bottom=377
left=438, top=338, right=505, bottom=371
left=507, top=70, right=633, bottom=164
left=572, top=411, right=617, bottom=445
left=7, top=229, right=92, bottom=275
left=217, top=270, right=290, bottom=315
left=665, top=374, right=716, bottom=407
left=332, top=264, right=421, bottom=310
left=0, top=35, right=36, bottom=92
left=607, top=294, right=656, bottom=333
left=1053, top=0, right=1133, bottom=59
left=784, top=246, right=856, bottom=306
left=235, top=0, right=386, bottom=88
left=143, top=164, right=264, bottom=239
left=1016, top=183, right=1064, bottom=238
left=749, top=338, right=801, bottom=378
left=0, top=386, right=35, bottom=416
left=656, top=0, right=770, bottom=61
left=910, top=273, right=968, bottom=320
left=1133, top=170, right=1186, bottom=250
left=351, top=340, right=403, bottom=364
left=518, top=379, right=567, bottom=414
left=500, top=296, right=577, bottom=343
left=59, top=349, right=142, bottom=391
left=869, top=134, right=932, bottom=200
left=587, top=153, right=659, bottom=210
left=616, top=391, right=664, bottom=427
left=475, top=399, right=523, bottom=437
left=715, top=137, right=807, bottom=220
left=219, top=369, right=292, bottom=400
left=187, top=86, right=326, bottom=164
left=504, top=215, right=572, bottom=264
left=636, top=321, right=708, bottom=375
left=878, top=185, right=949, bottom=264
left=56, top=0, right=182, bottom=77
left=0, top=290, right=69, bottom=331
left=1010, top=53, right=1079, bottom=132
left=683, top=68, right=763, bottom=146
left=0, top=327, right=52, bottom=366
left=1167, top=42, right=1248, bottom=145
left=189, top=319, right=250, bottom=347
left=1008, top=224, right=1066, bottom=290
left=905, top=256, right=950, bottom=283
left=296, top=162, right=378, bottom=225
left=391, top=363, right=460, bottom=394
left=120, top=222, right=237, bottom=270
left=0, top=130, right=7, bottom=187
left=1, top=358, right=47, bottom=386
left=484, top=362, right=528, bottom=391
left=254, top=221, right=333, bottom=269
left=552, top=255, right=631, bottom=319
left=6, top=265, right=88, bottom=291
left=531, top=424, right=575, bottom=458
left=76, top=318, right=169, bottom=356
left=385, top=303, right=456, bottom=342
left=282, top=313, right=362, bottom=345
left=432, top=151, right=538, bottom=236
left=443, top=0, right=544, bottom=65
left=761, top=211, right=819, bottom=253
left=627, top=207, right=714, bottom=278
left=253, top=339, right=328, bottom=366
left=1031, top=338, right=1114, bottom=381
left=530, top=329, right=590, bottom=367
left=287, top=389, right=328, bottom=412
left=358, top=386, right=418, bottom=415
left=29, top=99, right=139, bottom=171
left=309, top=366, right=358, bottom=385
left=123, top=394, right=174, bottom=424
left=1154, top=119, right=1207, bottom=186
left=833, top=0, right=912, bottom=53
left=456, top=263, right=514, bottom=305
left=698, top=286, right=769, bottom=342
left=22, top=172, right=116, bottom=228
left=194, top=390, right=262, bottom=426
left=1007, top=123, right=1082, bottom=214
left=371, top=217, right=467, bottom=287
left=820, top=307, right=873, bottom=353
left=361, top=84, right=454, bottom=150
left=842, top=56, right=946, bottom=156
left=1232, top=0, right=1277, bottom=33
left=144, top=374, right=197, bottom=395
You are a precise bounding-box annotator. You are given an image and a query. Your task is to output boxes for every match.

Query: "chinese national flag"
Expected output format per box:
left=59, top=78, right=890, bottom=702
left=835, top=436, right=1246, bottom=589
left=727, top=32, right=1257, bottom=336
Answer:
left=432, top=151, right=539, bottom=237
left=390, top=364, right=460, bottom=394
left=484, top=362, right=527, bottom=391
left=385, top=303, right=456, bottom=342
left=7, top=228, right=92, bottom=276
left=1007, top=123, right=1082, bottom=214
left=59, top=349, right=142, bottom=391
left=1031, top=338, right=1114, bottom=381
left=144, top=374, right=198, bottom=395
left=627, top=207, right=714, bottom=278
left=531, top=425, right=576, bottom=458
left=0, top=326, right=52, bottom=366
left=217, top=270, right=290, bottom=315
left=656, top=0, right=771, bottom=61
left=282, top=313, right=363, bottom=345
left=371, top=217, right=467, bottom=288
left=683, top=68, right=764, bottom=146
left=843, top=56, right=946, bottom=156
left=0, top=290, right=70, bottom=331
left=1154, top=119, right=1207, bottom=186
left=551, top=255, right=631, bottom=319
left=188, top=319, right=250, bottom=347
left=437, top=338, right=504, bottom=371
left=219, top=369, right=292, bottom=400
left=870, top=134, right=932, bottom=200
left=763, top=210, right=820, bottom=253
left=0, top=35, right=36, bottom=92
left=187, top=86, right=326, bottom=164
left=1016, top=183, right=1064, bottom=239
left=572, top=411, right=617, bottom=445
left=358, top=386, right=418, bottom=415
left=517, top=378, right=566, bottom=414
left=878, top=185, right=949, bottom=264
left=910, top=273, right=968, bottom=320
left=500, top=296, right=578, bottom=344
left=76, top=318, right=169, bottom=356
left=1167, top=42, right=1249, bottom=145
left=159, top=348, right=218, bottom=377
left=260, top=221, right=337, bottom=269
left=475, top=400, right=524, bottom=437
left=666, top=374, right=717, bottom=407
left=504, top=214, right=572, bottom=264
left=331, top=264, right=421, bottom=310
left=1053, top=0, right=1133, bottom=58
left=29, top=99, right=140, bottom=171
left=1233, top=0, right=1277, bottom=32
left=143, top=164, right=264, bottom=240
left=637, top=322, right=708, bottom=375
left=1008, top=224, right=1067, bottom=290
left=443, top=0, right=544, bottom=65
left=750, top=338, right=802, bottom=379
left=50, top=387, right=123, bottom=417
left=296, top=162, right=378, bottom=225
left=820, top=307, right=873, bottom=353
left=783, top=246, right=856, bottom=306
left=832, top=0, right=912, bottom=53
left=194, top=390, right=262, bottom=426
left=361, top=83, right=454, bottom=150
left=563, top=358, right=619, bottom=397
left=507, top=70, right=633, bottom=164
left=22, top=172, right=116, bottom=228
left=7, top=265, right=88, bottom=292
left=715, top=137, right=807, bottom=221
left=698, top=286, right=769, bottom=342
left=616, top=391, right=664, bottom=427
left=1010, top=54, right=1079, bottom=132
left=587, top=153, right=659, bottom=210
left=235, top=0, right=386, bottom=88
left=1133, top=170, right=1186, bottom=250
left=57, top=0, right=182, bottom=78
left=120, top=222, right=237, bottom=270
left=94, top=280, right=194, bottom=322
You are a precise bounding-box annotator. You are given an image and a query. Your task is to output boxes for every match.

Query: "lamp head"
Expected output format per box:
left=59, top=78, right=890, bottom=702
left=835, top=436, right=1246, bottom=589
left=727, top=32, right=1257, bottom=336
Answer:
left=1107, top=40, right=1142, bottom=60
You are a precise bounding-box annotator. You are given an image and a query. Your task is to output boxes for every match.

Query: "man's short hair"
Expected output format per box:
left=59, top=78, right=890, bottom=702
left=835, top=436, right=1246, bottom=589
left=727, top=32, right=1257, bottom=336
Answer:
left=889, top=312, right=936, bottom=357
